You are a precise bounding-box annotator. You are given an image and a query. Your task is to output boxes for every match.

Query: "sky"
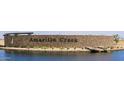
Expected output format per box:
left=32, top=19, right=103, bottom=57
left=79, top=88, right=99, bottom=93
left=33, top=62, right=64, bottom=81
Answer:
left=0, top=31, right=124, bottom=39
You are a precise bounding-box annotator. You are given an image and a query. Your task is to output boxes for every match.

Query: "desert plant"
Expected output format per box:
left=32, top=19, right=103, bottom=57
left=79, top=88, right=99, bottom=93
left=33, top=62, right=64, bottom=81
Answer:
left=113, top=34, right=120, bottom=44
left=74, top=47, right=76, bottom=50
left=67, top=48, right=69, bottom=50
left=60, top=47, right=64, bottom=50
left=52, top=47, right=54, bottom=50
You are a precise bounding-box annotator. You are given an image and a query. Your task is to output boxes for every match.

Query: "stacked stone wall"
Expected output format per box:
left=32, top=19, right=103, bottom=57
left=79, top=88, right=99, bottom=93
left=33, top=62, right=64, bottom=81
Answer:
left=4, top=35, right=114, bottom=48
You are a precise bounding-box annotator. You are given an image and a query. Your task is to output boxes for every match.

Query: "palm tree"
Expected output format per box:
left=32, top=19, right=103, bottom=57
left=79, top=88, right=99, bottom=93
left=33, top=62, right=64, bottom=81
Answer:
left=113, top=34, right=120, bottom=44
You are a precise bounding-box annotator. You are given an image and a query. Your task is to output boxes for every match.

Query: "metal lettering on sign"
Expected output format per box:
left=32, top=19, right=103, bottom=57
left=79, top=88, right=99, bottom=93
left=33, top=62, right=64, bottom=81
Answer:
left=30, top=38, right=78, bottom=43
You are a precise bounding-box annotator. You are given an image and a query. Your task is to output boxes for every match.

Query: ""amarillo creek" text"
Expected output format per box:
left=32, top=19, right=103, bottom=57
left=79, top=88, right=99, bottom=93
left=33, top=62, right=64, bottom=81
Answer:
left=30, top=38, right=78, bottom=43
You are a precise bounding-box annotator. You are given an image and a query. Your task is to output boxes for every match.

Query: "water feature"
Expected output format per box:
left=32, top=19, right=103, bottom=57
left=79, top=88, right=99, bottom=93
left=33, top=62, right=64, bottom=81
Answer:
left=0, top=49, right=124, bottom=61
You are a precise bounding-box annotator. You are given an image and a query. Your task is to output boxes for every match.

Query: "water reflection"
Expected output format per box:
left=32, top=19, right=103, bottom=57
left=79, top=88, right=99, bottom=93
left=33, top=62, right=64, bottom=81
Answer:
left=0, top=49, right=123, bottom=61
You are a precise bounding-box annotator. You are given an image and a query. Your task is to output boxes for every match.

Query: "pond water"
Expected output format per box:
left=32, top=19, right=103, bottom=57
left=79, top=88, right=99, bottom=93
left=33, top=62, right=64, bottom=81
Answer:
left=0, top=49, right=124, bottom=61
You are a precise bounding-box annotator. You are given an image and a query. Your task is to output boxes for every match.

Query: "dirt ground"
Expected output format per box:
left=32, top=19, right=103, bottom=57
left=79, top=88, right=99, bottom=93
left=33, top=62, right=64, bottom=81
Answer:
left=117, top=40, right=124, bottom=46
